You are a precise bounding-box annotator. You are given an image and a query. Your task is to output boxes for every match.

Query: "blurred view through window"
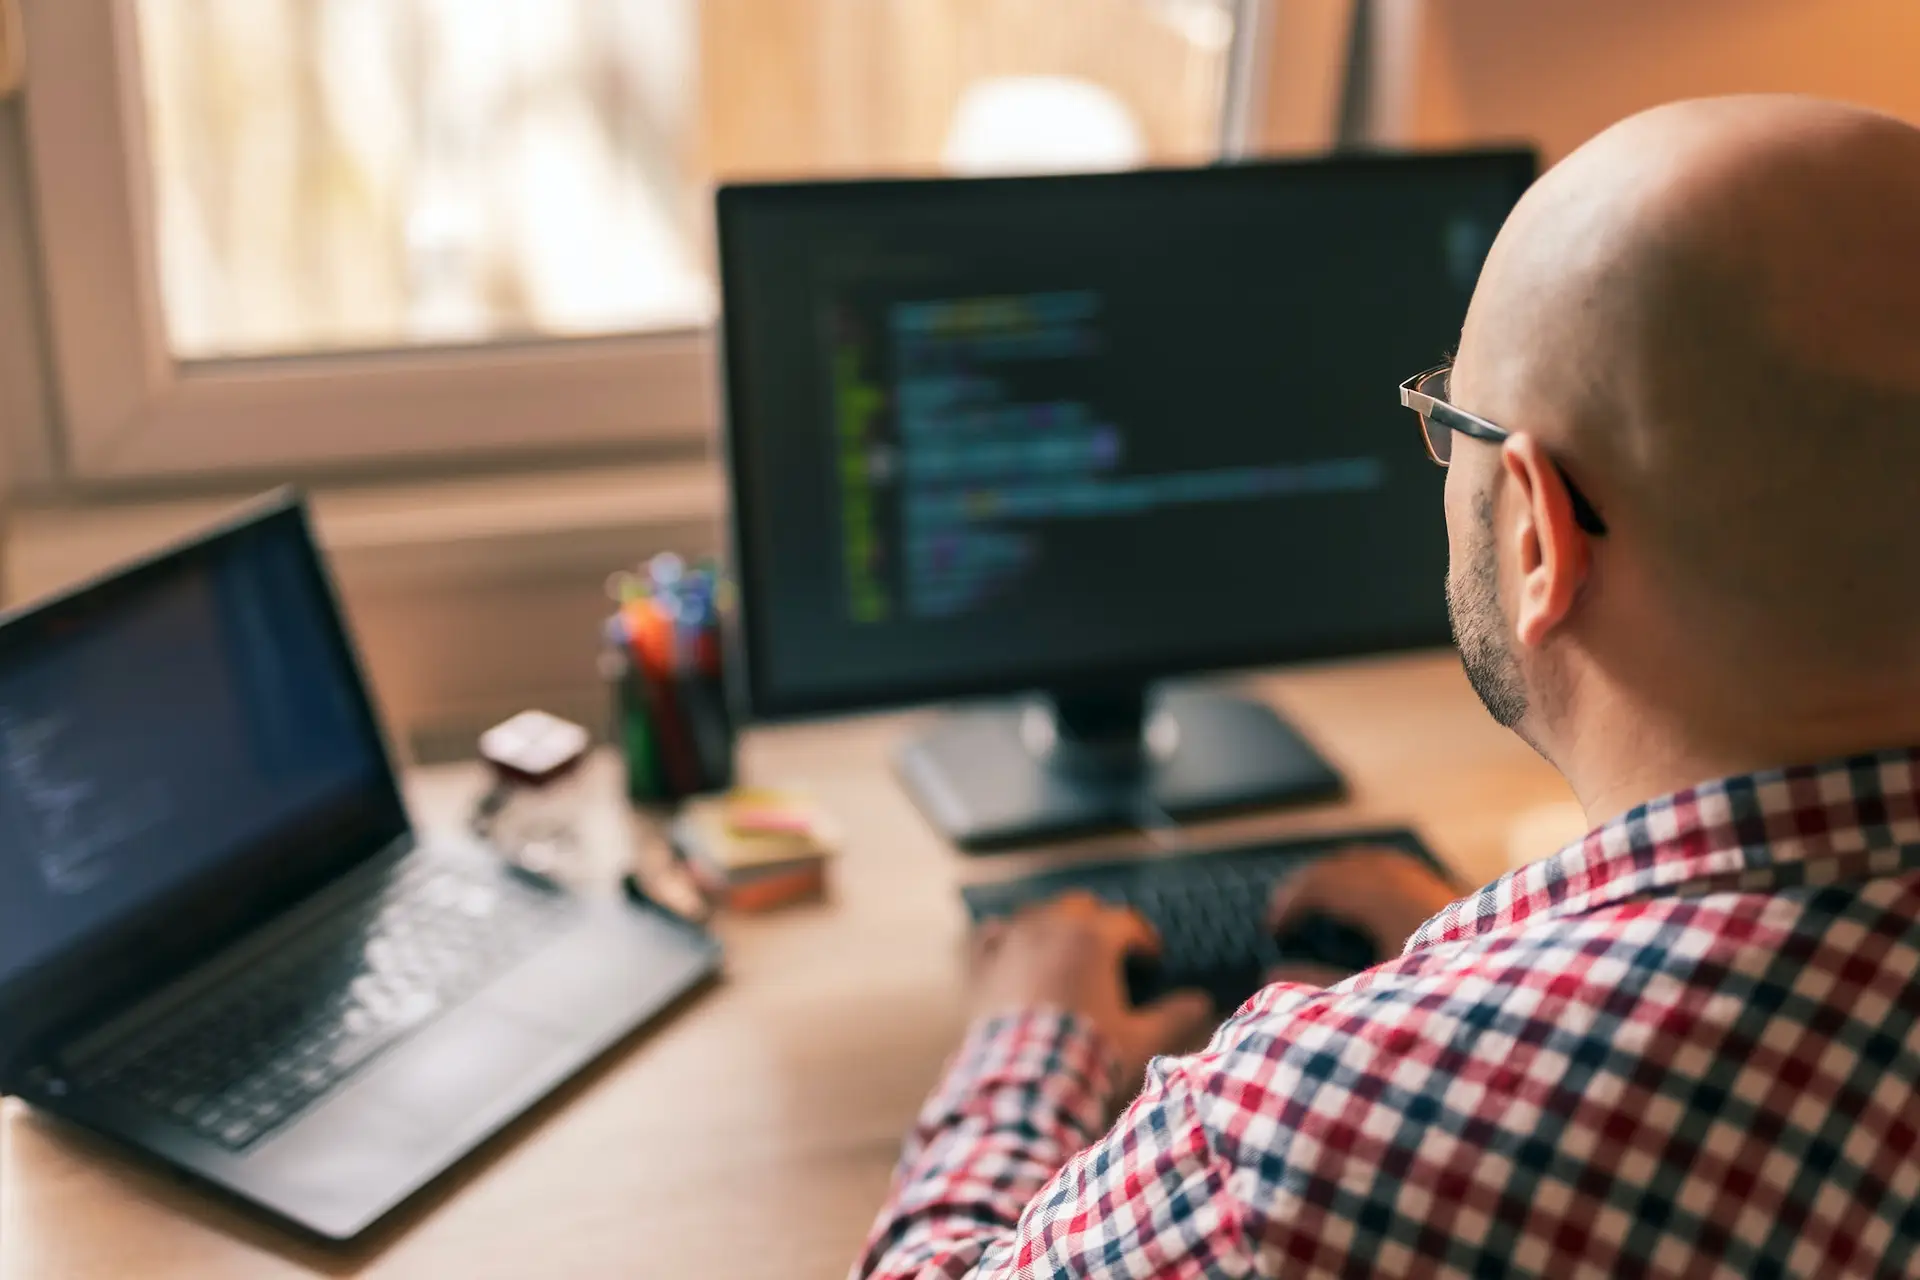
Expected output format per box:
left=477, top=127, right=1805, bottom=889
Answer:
left=136, top=0, right=1238, bottom=360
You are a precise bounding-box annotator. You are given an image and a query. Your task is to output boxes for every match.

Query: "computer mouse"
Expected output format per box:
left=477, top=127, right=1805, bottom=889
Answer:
left=1123, top=952, right=1262, bottom=1016
left=1271, top=911, right=1380, bottom=973
left=1123, top=951, right=1167, bottom=1007
left=1119, top=914, right=1381, bottom=1013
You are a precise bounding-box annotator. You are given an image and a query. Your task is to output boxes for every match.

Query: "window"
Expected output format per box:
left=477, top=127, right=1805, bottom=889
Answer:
left=136, top=0, right=710, bottom=358
left=24, top=0, right=1256, bottom=479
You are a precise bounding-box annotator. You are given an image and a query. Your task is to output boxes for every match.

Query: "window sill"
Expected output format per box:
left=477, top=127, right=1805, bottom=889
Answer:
left=6, top=460, right=725, bottom=600
left=5, top=462, right=727, bottom=761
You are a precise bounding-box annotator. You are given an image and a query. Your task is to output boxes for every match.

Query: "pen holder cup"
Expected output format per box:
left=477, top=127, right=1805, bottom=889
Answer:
left=608, top=647, right=735, bottom=806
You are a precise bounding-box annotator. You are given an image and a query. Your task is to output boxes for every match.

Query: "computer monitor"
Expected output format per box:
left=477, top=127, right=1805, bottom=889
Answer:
left=717, top=149, right=1536, bottom=848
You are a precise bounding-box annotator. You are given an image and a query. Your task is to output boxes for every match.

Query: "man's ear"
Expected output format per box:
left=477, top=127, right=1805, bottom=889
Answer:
left=1500, top=434, right=1590, bottom=648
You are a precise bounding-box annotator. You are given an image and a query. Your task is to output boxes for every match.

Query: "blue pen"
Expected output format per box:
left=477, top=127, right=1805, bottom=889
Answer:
left=684, top=572, right=722, bottom=673
left=680, top=575, right=713, bottom=627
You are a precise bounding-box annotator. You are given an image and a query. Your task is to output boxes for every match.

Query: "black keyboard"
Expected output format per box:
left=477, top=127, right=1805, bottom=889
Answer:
left=69, top=857, right=578, bottom=1152
left=961, top=828, right=1443, bottom=1013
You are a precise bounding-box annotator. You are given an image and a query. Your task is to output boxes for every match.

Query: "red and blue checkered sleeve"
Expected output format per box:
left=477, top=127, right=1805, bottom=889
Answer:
left=852, top=1009, right=1241, bottom=1279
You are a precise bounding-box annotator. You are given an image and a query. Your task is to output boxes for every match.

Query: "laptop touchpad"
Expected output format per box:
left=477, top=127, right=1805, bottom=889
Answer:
left=360, top=1001, right=559, bottom=1154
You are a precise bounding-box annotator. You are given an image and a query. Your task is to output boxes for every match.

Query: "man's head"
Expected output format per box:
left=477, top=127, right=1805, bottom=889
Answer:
left=1441, top=95, right=1920, bottom=819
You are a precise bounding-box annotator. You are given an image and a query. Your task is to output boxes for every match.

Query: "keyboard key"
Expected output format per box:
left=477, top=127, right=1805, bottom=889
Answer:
left=329, top=1031, right=391, bottom=1074
left=220, top=1118, right=260, bottom=1147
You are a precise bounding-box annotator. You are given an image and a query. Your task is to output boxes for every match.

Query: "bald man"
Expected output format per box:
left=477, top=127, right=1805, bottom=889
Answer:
left=854, top=96, right=1920, bottom=1279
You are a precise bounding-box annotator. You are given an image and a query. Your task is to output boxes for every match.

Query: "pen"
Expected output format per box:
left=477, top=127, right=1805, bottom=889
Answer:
left=621, top=871, right=714, bottom=930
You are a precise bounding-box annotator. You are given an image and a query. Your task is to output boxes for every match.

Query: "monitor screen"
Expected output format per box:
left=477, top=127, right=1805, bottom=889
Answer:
left=0, top=500, right=402, bottom=994
left=719, top=150, right=1535, bottom=719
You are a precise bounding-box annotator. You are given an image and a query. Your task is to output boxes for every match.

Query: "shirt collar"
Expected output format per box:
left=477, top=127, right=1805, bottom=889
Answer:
left=1408, top=746, right=1920, bottom=953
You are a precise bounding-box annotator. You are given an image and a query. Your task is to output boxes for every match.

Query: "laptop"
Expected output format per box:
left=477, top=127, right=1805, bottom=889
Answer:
left=0, top=492, right=721, bottom=1241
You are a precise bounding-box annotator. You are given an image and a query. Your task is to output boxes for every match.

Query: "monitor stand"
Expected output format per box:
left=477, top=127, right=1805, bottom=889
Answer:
left=895, top=683, right=1345, bottom=851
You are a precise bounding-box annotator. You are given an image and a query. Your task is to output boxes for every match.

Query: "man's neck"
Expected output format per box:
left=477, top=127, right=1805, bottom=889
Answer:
left=1554, top=687, right=1920, bottom=828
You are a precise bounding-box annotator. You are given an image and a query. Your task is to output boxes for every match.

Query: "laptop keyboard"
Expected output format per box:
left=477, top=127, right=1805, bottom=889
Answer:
left=69, top=856, right=577, bottom=1152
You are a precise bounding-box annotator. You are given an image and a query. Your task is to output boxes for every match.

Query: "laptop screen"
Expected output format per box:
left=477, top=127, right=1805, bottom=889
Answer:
left=0, top=500, right=402, bottom=996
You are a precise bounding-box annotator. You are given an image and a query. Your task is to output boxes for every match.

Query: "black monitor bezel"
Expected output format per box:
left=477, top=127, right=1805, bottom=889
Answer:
left=0, top=490, right=411, bottom=1079
left=716, top=148, right=1538, bottom=722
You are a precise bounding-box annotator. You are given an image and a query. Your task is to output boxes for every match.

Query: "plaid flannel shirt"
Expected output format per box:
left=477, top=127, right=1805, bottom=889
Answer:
left=854, top=748, right=1920, bottom=1278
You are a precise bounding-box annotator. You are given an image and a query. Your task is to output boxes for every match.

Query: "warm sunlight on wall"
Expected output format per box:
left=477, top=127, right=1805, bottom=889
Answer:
left=1406, top=0, right=1920, bottom=161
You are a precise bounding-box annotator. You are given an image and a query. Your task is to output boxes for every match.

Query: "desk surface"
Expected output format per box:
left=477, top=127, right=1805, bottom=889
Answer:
left=1, top=654, right=1581, bottom=1280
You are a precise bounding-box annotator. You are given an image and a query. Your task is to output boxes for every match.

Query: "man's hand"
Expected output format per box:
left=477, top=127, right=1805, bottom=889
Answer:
left=970, top=893, right=1217, bottom=1085
left=1265, top=847, right=1459, bottom=987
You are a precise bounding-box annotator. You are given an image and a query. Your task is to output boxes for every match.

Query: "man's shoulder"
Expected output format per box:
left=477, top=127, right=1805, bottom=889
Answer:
left=1165, top=876, right=1920, bottom=1272
left=1167, top=882, right=1920, bottom=1212
left=1202, top=871, right=1920, bottom=1081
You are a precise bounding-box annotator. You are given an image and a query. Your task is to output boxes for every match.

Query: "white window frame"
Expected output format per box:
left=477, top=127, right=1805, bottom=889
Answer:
left=21, top=0, right=715, bottom=481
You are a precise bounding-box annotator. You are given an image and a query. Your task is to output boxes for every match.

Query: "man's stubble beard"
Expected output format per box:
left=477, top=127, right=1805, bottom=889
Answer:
left=1447, top=490, right=1530, bottom=729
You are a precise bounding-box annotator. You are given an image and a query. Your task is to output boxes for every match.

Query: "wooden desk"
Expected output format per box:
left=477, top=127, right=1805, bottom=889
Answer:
left=0, top=655, right=1580, bottom=1280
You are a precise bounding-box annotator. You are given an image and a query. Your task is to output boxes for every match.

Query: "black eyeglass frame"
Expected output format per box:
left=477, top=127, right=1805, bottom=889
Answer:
left=1399, top=363, right=1609, bottom=536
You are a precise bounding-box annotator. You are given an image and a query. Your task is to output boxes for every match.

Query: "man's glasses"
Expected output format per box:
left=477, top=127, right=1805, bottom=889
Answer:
left=1399, top=364, right=1609, bottom=537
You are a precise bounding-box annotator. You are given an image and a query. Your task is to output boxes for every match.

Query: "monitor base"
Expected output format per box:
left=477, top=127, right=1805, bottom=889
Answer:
left=895, top=684, right=1344, bottom=852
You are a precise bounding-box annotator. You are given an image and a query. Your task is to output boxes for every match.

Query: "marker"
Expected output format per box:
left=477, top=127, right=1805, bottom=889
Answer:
left=605, top=570, right=649, bottom=604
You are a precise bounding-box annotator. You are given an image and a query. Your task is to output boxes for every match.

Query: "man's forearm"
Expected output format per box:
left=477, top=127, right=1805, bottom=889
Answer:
left=853, top=1010, right=1118, bottom=1280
